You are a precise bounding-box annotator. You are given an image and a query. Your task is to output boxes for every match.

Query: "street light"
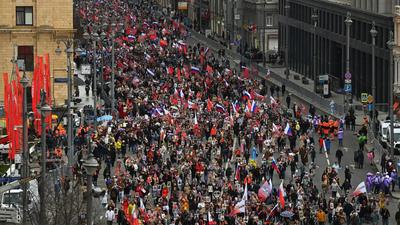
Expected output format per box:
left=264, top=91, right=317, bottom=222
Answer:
left=344, top=12, right=352, bottom=115
left=55, top=39, right=83, bottom=172
left=83, top=27, right=100, bottom=129
left=103, top=18, right=118, bottom=117
left=284, top=3, right=290, bottom=80
left=262, top=0, right=267, bottom=67
left=387, top=31, right=396, bottom=158
left=38, top=90, right=52, bottom=225
left=20, top=69, right=29, bottom=225
left=370, top=21, right=378, bottom=136
left=312, top=9, right=318, bottom=93
left=83, top=153, right=99, bottom=225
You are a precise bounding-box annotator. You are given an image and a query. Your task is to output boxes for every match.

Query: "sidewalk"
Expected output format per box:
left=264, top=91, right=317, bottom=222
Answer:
left=266, top=66, right=388, bottom=125
left=74, top=68, right=94, bottom=109
left=189, top=30, right=394, bottom=192
left=189, top=30, right=387, bottom=125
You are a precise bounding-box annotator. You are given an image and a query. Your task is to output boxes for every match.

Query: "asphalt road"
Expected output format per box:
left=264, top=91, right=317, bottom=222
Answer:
left=187, top=33, right=400, bottom=224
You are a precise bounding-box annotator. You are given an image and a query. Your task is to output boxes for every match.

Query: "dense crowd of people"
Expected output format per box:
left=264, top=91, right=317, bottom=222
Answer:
left=51, top=0, right=400, bottom=225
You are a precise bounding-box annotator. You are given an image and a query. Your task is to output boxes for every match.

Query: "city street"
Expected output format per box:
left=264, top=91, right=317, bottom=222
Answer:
left=2, top=0, right=400, bottom=225
left=186, top=33, right=400, bottom=223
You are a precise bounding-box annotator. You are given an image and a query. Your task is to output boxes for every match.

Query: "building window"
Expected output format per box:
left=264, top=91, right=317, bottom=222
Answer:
left=17, top=46, right=34, bottom=71
left=266, top=16, right=273, bottom=27
left=16, top=7, right=33, bottom=26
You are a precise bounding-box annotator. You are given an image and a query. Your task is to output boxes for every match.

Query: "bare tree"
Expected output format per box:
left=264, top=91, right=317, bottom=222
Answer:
left=27, top=170, right=103, bottom=225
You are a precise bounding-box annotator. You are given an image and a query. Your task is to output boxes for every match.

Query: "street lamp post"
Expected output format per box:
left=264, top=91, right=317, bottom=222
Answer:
left=231, top=0, right=235, bottom=49
left=344, top=12, right=352, bottom=115
left=83, top=28, right=100, bottom=129
left=199, top=0, right=202, bottom=32
left=263, top=0, right=266, bottom=67
left=20, top=70, right=29, bottom=225
left=38, top=90, right=52, bottom=225
left=83, top=153, right=99, bottom=225
left=312, top=9, right=318, bottom=93
left=108, top=20, right=117, bottom=117
left=387, top=31, right=396, bottom=158
left=284, top=2, right=290, bottom=80
left=55, top=40, right=83, bottom=171
left=370, top=22, right=377, bottom=136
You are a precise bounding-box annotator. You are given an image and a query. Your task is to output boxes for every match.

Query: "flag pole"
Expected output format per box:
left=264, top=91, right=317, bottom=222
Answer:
left=265, top=203, right=279, bottom=222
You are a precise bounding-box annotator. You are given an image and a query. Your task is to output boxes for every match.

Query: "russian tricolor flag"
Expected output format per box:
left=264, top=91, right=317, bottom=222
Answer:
left=278, top=181, right=286, bottom=208
left=127, top=35, right=135, bottom=41
left=144, top=52, right=151, bottom=61
left=284, top=123, right=293, bottom=136
left=146, top=69, right=155, bottom=76
left=250, top=100, right=257, bottom=113
left=204, top=47, right=210, bottom=55
left=270, top=96, right=277, bottom=105
left=208, top=211, right=217, bottom=225
left=258, top=179, right=272, bottom=202
left=191, top=66, right=201, bottom=74
left=272, top=123, right=279, bottom=133
left=193, top=113, right=199, bottom=130
left=179, top=89, right=185, bottom=98
left=151, top=108, right=164, bottom=117
left=271, top=158, right=280, bottom=175
left=229, top=199, right=245, bottom=216
left=242, top=91, right=252, bottom=100
left=353, top=181, right=367, bottom=196
left=215, top=104, right=226, bottom=113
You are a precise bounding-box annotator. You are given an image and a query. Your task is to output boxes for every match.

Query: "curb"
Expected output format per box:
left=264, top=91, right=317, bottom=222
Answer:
left=189, top=33, right=346, bottom=121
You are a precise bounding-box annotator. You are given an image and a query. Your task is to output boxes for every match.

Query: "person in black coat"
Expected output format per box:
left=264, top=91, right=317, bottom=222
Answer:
left=117, top=208, right=126, bottom=225
left=286, top=94, right=291, bottom=109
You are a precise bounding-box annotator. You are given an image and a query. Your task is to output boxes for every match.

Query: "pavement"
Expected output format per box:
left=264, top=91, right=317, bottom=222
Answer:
left=190, top=32, right=389, bottom=125
left=188, top=31, right=400, bottom=223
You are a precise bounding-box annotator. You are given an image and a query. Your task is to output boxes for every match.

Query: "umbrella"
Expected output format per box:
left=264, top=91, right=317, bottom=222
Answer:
left=96, top=115, right=113, bottom=122
left=280, top=211, right=294, bottom=218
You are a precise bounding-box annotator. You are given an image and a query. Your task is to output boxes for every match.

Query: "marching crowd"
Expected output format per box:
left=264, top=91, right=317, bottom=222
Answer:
left=56, top=0, right=400, bottom=225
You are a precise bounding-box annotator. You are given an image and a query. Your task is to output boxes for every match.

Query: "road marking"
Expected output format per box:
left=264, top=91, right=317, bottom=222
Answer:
left=323, top=141, right=330, bottom=166
left=325, top=151, right=330, bottom=166
left=343, top=147, right=349, bottom=152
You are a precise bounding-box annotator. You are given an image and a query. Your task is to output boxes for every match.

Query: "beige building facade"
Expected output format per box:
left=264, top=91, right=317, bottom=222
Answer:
left=0, top=0, right=74, bottom=106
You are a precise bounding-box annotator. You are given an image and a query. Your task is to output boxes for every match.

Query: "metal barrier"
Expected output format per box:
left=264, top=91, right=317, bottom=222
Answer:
left=0, top=207, right=21, bottom=223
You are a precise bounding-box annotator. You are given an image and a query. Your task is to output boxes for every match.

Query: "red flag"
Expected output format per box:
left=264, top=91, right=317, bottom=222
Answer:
left=160, top=39, right=168, bottom=47
left=199, top=54, right=205, bottom=65
left=207, top=98, right=213, bottom=112
left=206, top=65, right=213, bottom=74
left=168, top=66, right=174, bottom=75
left=235, top=165, right=240, bottom=181
left=176, top=68, right=182, bottom=82
left=242, top=67, right=249, bottom=79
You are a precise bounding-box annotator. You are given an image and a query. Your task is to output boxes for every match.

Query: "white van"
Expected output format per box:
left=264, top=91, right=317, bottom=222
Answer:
left=379, top=120, right=391, bottom=148
left=386, top=124, right=400, bottom=155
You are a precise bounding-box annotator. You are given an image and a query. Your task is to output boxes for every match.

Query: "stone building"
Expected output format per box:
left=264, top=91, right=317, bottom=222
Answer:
left=0, top=0, right=74, bottom=106
left=242, top=0, right=279, bottom=53
left=278, top=0, right=394, bottom=103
